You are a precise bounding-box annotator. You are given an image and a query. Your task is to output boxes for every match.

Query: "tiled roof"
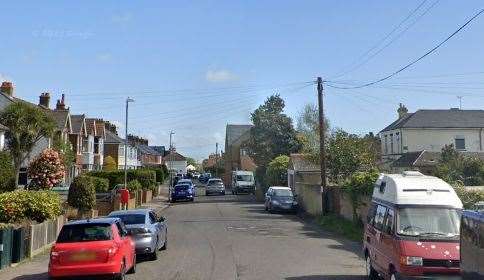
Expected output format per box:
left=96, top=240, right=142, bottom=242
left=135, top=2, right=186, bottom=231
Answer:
left=95, top=121, right=105, bottom=138
left=47, top=110, right=70, bottom=131
left=70, top=114, right=85, bottom=134
left=137, top=144, right=162, bottom=156
left=105, top=130, right=124, bottom=144
left=163, top=151, right=186, bottom=161
left=381, top=109, right=484, bottom=132
left=288, top=153, right=319, bottom=172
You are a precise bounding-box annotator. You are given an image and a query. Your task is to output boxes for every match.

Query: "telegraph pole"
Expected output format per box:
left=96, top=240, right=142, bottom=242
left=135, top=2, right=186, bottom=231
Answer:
left=317, top=77, right=327, bottom=214
left=169, top=131, right=175, bottom=199
left=124, top=97, right=134, bottom=190
left=457, top=96, right=463, bottom=109
left=215, top=142, right=219, bottom=177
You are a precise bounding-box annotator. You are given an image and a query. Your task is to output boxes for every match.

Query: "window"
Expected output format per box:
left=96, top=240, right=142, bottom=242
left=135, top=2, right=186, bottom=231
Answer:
left=390, top=133, right=394, bottom=154
left=82, top=138, right=89, bottom=153
left=367, top=203, right=377, bottom=225
left=384, top=135, right=388, bottom=154
left=383, top=209, right=395, bottom=235
left=396, top=132, right=400, bottom=153
left=119, top=146, right=125, bottom=157
left=57, top=223, right=112, bottom=243
left=149, top=212, right=157, bottom=224
left=94, top=137, right=99, bottom=154
left=374, top=205, right=387, bottom=230
left=455, top=137, right=466, bottom=151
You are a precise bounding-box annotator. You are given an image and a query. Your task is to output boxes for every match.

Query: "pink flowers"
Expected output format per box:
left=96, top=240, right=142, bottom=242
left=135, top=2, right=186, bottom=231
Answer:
left=28, top=149, right=65, bottom=190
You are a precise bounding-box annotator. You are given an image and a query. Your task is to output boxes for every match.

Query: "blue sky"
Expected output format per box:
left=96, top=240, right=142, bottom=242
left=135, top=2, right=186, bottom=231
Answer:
left=1, top=1, right=484, bottom=160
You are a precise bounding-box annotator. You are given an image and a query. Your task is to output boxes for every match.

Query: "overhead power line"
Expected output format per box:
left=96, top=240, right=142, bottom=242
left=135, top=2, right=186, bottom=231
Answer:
left=327, top=8, right=484, bottom=90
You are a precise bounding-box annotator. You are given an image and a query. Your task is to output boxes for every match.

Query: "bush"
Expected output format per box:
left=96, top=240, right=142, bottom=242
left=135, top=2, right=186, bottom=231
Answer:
left=0, top=190, right=62, bottom=223
left=87, top=169, right=156, bottom=191
left=67, top=176, right=96, bottom=211
left=89, top=176, right=109, bottom=193
left=28, top=149, right=65, bottom=190
left=127, top=180, right=141, bottom=193
left=0, top=151, right=15, bottom=193
left=266, top=155, right=290, bottom=186
left=342, top=170, right=379, bottom=223
left=453, top=183, right=484, bottom=209
left=103, top=156, right=117, bottom=171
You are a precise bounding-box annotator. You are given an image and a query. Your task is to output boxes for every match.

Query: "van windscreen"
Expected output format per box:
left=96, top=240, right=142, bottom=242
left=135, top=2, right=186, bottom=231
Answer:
left=397, top=207, right=460, bottom=237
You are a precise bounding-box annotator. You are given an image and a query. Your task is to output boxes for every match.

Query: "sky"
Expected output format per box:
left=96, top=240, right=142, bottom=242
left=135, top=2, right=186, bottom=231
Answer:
left=1, top=1, right=484, bottom=160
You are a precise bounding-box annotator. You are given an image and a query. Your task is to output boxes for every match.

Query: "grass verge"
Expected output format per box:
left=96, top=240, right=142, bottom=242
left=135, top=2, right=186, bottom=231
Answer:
left=316, top=214, right=363, bottom=242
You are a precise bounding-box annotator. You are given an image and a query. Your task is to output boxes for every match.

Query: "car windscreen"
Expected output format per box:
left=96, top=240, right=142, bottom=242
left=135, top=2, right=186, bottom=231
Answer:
left=397, top=207, right=460, bottom=237
left=237, top=175, right=253, bottom=181
left=208, top=180, right=223, bottom=185
left=175, top=185, right=189, bottom=191
left=57, top=223, right=112, bottom=243
left=273, top=189, right=293, bottom=197
left=110, top=214, right=145, bottom=225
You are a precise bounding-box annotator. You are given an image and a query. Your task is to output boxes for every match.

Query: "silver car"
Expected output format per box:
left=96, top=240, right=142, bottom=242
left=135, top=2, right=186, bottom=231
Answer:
left=109, top=209, right=167, bottom=260
left=206, top=178, right=225, bottom=196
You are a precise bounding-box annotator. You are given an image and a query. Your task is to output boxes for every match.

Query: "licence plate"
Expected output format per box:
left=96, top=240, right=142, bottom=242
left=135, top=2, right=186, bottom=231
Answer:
left=70, top=251, right=96, bottom=261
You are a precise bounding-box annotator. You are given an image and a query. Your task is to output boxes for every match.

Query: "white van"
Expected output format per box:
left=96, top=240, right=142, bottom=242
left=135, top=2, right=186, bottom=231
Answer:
left=231, top=170, right=255, bottom=194
left=364, top=171, right=463, bottom=280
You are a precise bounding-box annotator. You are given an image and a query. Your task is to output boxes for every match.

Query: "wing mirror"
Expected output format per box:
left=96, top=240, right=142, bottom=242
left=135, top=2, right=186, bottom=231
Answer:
left=158, top=216, right=165, bottom=223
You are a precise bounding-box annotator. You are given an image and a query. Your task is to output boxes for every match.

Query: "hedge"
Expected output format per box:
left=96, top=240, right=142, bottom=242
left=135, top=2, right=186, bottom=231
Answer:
left=89, top=176, right=109, bottom=193
left=127, top=180, right=142, bottom=193
left=0, top=190, right=62, bottom=223
left=68, top=176, right=96, bottom=211
left=87, top=169, right=156, bottom=191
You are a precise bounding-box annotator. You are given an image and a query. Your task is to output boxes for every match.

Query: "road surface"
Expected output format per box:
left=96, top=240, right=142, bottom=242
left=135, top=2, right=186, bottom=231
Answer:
left=6, top=193, right=366, bottom=280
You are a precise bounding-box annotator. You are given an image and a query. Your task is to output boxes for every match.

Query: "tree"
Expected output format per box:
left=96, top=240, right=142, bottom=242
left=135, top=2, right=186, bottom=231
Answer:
left=266, top=155, right=290, bottom=186
left=434, top=145, right=484, bottom=186
left=67, top=176, right=96, bottom=211
left=52, top=135, right=75, bottom=169
left=297, top=103, right=329, bottom=162
left=0, top=151, right=15, bottom=192
left=0, top=102, right=56, bottom=187
left=103, top=156, right=117, bottom=171
left=243, top=94, right=301, bottom=167
left=28, top=149, right=65, bottom=190
left=326, top=129, right=378, bottom=183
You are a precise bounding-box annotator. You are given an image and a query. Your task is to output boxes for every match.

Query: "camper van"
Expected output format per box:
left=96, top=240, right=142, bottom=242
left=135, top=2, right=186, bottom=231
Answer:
left=460, top=210, right=484, bottom=280
left=231, top=170, right=255, bottom=194
left=363, top=171, right=463, bottom=280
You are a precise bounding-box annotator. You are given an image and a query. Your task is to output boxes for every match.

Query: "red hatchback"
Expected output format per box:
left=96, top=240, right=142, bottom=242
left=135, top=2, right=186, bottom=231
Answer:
left=48, top=217, right=136, bottom=280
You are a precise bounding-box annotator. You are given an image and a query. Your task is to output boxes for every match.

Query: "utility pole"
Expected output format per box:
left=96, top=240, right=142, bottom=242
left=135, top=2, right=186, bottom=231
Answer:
left=317, top=77, right=327, bottom=214
left=124, top=97, right=134, bottom=190
left=457, top=96, right=463, bottom=109
left=215, top=142, right=219, bottom=177
left=169, top=131, right=175, bottom=198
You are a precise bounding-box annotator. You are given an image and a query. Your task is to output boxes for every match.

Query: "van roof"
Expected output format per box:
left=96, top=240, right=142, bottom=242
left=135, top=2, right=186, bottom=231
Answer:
left=373, top=171, right=463, bottom=208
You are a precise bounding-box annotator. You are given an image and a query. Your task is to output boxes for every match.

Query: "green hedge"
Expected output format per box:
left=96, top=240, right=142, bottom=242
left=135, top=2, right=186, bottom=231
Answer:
left=89, top=176, right=110, bottom=193
left=0, top=190, right=62, bottom=223
left=127, top=180, right=142, bottom=193
left=87, top=169, right=157, bottom=191
left=68, top=176, right=96, bottom=211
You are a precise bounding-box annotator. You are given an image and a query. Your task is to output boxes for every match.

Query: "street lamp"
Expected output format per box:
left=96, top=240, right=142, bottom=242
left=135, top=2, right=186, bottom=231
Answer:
left=168, top=131, right=175, bottom=199
left=124, top=97, right=135, bottom=190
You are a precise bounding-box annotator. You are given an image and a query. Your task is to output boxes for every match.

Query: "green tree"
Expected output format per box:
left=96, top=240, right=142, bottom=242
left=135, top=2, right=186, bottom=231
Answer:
left=326, top=129, right=378, bottom=183
left=0, top=102, right=56, bottom=187
left=434, top=145, right=484, bottom=186
left=103, top=156, right=117, bottom=171
left=266, top=155, right=290, bottom=186
left=243, top=94, right=301, bottom=167
left=53, top=135, right=75, bottom=169
left=67, top=176, right=96, bottom=211
left=0, top=151, right=15, bottom=192
left=297, top=103, right=329, bottom=162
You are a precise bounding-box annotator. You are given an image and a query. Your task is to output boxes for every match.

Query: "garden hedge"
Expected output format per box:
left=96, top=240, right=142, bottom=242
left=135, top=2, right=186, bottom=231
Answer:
left=67, top=176, right=96, bottom=211
left=89, top=176, right=109, bottom=193
left=87, top=169, right=156, bottom=191
left=0, top=190, right=62, bottom=223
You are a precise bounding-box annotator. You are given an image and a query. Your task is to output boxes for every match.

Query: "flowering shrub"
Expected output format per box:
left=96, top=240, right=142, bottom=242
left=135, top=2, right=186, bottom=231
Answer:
left=0, top=190, right=62, bottom=223
left=67, top=176, right=96, bottom=211
left=28, top=149, right=65, bottom=190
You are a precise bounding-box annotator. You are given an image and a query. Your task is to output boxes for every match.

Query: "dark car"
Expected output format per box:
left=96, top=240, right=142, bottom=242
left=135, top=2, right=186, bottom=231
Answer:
left=264, top=186, right=298, bottom=213
left=461, top=209, right=484, bottom=279
left=108, top=209, right=167, bottom=260
left=171, top=184, right=194, bottom=202
left=199, top=173, right=211, bottom=184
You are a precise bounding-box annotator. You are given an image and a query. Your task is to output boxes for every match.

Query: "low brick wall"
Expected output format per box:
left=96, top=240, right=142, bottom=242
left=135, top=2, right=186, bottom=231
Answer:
left=296, top=183, right=322, bottom=216
left=142, top=190, right=152, bottom=203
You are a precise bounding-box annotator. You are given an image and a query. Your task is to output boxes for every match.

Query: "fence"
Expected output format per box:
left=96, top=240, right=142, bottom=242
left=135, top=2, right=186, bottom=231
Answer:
left=29, top=215, right=65, bottom=257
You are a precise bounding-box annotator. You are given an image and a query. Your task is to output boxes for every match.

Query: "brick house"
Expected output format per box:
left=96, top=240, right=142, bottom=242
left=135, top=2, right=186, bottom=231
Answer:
left=223, top=124, right=256, bottom=186
left=127, top=134, right=163, bottom=167
left=164, top=150, right=187, bottom=174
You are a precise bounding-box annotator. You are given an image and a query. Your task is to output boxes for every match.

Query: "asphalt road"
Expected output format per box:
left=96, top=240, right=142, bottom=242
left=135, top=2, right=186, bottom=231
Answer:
left=5, top=192, right=366, bottom=280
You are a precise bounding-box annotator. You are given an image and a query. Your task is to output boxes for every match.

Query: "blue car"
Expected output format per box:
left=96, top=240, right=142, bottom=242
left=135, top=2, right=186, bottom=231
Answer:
left=171, top=184, right=194, bottom=202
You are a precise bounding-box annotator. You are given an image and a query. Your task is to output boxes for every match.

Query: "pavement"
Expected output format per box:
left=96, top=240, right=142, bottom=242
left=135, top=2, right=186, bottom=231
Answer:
left=2, top=191, right=366, bottom=280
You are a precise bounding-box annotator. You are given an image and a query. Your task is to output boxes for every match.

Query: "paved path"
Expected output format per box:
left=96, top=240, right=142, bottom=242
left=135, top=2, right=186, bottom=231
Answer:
left=4, top=193, right=366, bottom=280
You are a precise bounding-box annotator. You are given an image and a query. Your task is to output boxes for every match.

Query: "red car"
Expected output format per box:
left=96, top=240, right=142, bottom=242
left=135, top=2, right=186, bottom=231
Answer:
left=48, top=217, right=136, bottom=280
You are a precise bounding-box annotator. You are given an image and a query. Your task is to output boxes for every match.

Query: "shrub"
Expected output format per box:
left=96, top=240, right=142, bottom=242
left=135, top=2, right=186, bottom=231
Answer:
left=87, top=169, right=156, bottom=191
left=0, top=151, right=15, bottom=193
left=342, top=170, right=379, bottom=223
left=67, top=176, right=96, bottom=211
left=89, top=176, right=109, bottom=193
left=0, top=190, right=62, bottom=223
left=453, top=183, right=484, bottom=209
left=28, top=149, right=65, bottom=190
left=266, top=155, right=290, bottom=186
left=103, top=156, right=117, bottom=171
left=127, top=180, right=141, bottom=193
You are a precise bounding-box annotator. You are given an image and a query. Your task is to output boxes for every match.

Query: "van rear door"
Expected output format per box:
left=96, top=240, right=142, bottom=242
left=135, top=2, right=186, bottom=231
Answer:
left=372, top=204, right=388, bottom=272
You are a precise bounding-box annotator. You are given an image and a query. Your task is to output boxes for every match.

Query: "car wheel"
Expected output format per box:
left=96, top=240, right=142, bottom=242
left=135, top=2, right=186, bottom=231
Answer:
left=114, top=260, right=126, bottom=280
left=127, top=254, right=136, bottom=274
left=161, top=232, right=167, bottom=250
left=190, top=198, right=194, bottom=202
left=365, top=255, right=378, bottom=280
left=150, top=249, right=158, bottom=261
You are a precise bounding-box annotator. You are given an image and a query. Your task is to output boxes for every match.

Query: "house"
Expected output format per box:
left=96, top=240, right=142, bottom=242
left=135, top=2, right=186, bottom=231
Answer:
left=150, top=146, right=167, bottom=157
left=164, top=150, right=187, bottom=174
left=223, top=124, right=257, bottom=185
left=380, top=104, right=484, bottom=172
left=69, top=114, right=95, bottom=173
left=127, top=135, right=163, bottom=167
left=85, top=118, right=106, bottom=170
left=104, top=124, right=141, bottom=170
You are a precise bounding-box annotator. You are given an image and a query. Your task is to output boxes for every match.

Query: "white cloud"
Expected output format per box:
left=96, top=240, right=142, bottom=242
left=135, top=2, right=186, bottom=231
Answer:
left=205, top=69, right=238, bottom=83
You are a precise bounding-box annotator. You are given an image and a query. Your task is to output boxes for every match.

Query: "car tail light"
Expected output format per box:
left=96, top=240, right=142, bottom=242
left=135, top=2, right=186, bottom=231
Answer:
left=107, top=245, right=119, bottom=260
left=50, top=250, right=60, bottom=264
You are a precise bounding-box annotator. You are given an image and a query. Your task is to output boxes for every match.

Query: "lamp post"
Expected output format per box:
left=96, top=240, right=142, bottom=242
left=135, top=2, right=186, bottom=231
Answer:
left=124, top=97, right=135, bottom=190
left=168, top=131, right=175, bottom=200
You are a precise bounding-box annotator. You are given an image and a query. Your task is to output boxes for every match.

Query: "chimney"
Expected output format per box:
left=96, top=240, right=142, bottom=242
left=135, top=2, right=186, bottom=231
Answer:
left=0, top=81, right=14, bottom=97
left=56, top=94, right=67, bottom=110
left=105, top=121, right=118, bottom=135
left=397, top=103, right=408, bottom=119
left=39, top=92, right=51, bottom=108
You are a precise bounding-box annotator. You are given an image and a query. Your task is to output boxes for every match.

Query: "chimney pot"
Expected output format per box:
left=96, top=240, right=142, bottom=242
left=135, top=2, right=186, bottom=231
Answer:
left=56, top=94, right=67, bottom=110
left=0, top=81, right=14, bottom=98
left=397, top=103, right=408, bottom=119
left=39, top=92, right=51, bottom=108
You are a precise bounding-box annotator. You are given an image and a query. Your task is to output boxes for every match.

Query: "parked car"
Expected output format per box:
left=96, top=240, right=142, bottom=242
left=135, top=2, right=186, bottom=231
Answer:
left=206, top=178, right=225, bottom=196
left=171, top=183, right=194, bottom=202
left=461, top=209, right=484, bottom=279
left=48, top=217, right=136, bottom=280
left=192, top=172, right=200, bottom=179
left=199, top=173, right=211, bottom=184
left=108, top=209, right=167, bottom=260
left=178, top=178, right=197, bottom=197
left=264, top=186, right=298, bottom=213
left=364, top=171, right=463, bottom=280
